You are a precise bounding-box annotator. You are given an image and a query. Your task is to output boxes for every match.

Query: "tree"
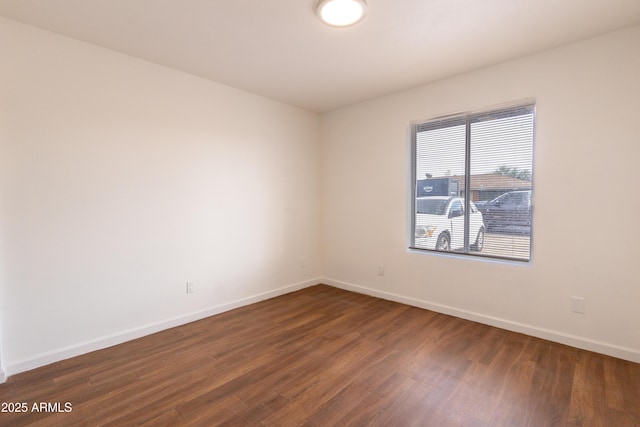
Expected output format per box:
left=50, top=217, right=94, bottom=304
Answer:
left=494, top=165, right=531, bottom=181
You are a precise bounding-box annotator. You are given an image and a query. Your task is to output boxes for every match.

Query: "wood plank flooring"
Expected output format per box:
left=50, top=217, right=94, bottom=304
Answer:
left=1, top=285, right=639, bottom=426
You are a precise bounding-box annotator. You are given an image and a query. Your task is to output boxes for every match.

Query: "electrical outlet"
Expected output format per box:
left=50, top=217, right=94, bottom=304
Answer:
left=378, top=265, right=385, bottom=276
left=186, top=282, right=195, bottom=294
left=571, top=296, right=585, bottom=314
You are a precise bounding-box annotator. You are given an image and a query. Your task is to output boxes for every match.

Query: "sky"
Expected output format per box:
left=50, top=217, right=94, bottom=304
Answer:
left=416, top=113, right=534, bottom=179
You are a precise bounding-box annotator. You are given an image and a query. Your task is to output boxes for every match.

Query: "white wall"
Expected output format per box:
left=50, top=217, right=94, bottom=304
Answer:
left=0, top=21, right=9, bottom=381
left=0, top=317, right=4, bottom=382
left=0, top=17, right=321, bottom=374
left=320, top=26, right=640, bottom=362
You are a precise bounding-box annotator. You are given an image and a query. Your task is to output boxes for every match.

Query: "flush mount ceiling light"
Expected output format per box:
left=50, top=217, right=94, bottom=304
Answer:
left=316, top=0, right=367, bottom=27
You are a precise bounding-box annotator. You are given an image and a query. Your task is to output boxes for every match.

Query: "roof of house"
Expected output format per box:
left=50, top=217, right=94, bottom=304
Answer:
left=438, top=174, right=532, bottom=191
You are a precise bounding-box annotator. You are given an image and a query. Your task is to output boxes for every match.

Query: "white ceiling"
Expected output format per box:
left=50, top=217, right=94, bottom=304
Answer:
left=1, top=0, right=640, bottom=112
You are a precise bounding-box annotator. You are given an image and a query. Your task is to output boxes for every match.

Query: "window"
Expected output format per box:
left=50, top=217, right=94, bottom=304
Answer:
left=410, top=101, right=535, bottom=261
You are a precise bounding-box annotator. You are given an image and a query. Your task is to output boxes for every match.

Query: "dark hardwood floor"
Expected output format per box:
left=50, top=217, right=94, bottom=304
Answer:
left=1, top=285, right=639, bottom=426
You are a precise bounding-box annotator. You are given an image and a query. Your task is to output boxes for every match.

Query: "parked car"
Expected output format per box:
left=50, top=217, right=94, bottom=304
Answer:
left=474, top=190, right=531, bottom=234
left=414, top=197, right=485, bottom=252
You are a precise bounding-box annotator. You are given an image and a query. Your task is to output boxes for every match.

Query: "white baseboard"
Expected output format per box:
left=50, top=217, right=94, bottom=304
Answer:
left=7, top=277, right=638, bottom=378
left=0, top=370, right=5, bottom=384
left=6, top=278, right=322, bottom=377
left=323, top=277, right=640, bottom=364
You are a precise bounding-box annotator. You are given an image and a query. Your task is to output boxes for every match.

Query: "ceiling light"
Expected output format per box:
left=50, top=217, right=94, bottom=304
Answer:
left=316, top=0, right=367, bottom=27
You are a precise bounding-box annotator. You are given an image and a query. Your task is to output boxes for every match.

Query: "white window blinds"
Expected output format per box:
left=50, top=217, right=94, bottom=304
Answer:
left=410, top=101, right=535, bottom=261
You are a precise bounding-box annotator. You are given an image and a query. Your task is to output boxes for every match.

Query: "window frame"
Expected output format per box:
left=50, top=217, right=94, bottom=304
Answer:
left=408, top=99, right=536, bottom=262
